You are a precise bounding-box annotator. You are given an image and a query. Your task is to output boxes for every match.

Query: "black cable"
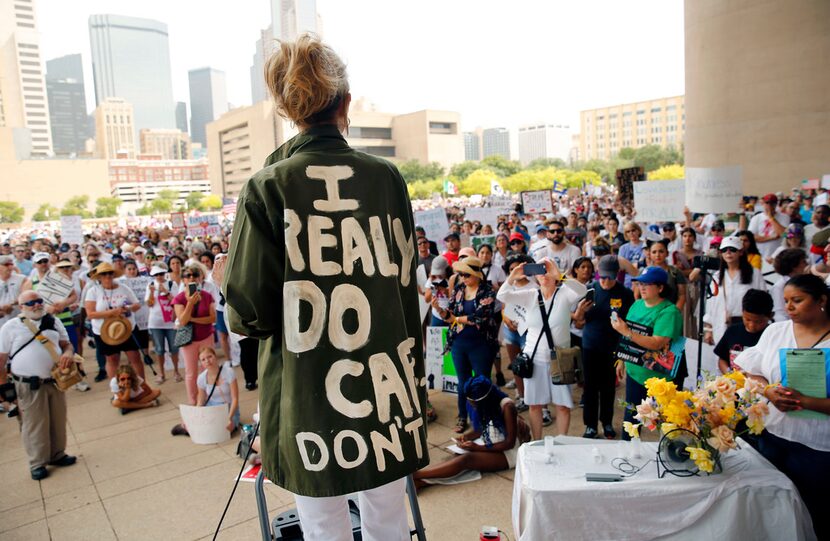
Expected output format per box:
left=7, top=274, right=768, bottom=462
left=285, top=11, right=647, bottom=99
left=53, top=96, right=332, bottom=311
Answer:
left=611, top=456, right=654, bottom=477
left=212, top=421, right=261, bottom=541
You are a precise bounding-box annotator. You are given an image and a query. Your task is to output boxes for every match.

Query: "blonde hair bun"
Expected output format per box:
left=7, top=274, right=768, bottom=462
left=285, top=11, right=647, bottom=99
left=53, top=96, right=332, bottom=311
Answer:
left=264, top=33, right=349, bottom=125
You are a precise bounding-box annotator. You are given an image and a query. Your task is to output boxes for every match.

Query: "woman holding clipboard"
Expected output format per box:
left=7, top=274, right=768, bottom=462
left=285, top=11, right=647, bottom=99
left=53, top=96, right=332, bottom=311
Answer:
left=735, top=274, right=830, bottom=540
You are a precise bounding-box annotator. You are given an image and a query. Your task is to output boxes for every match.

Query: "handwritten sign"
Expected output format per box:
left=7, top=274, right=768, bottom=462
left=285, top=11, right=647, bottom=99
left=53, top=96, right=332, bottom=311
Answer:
left=414, top=207, right=449, bottom=244
left=802, top=178, right=820, bottom=190
left=122, top=276, right=152, bottom=329
left=170, top=212, right=186, bottom=231
left=464, top=207, right=511, bottom=229
left=470, top=235, right=496, bottom=252
left=186, top=215, right=220, bottom=238
left=426, top=326, right=457, bottom=393
left=633, top=179, right=686, bottom=222
left=38, top=271, right=74, bottom=306
left=821, top=174, right=830, bottom=190
left=60, top=216, right=83, bottom=246
left=488, top=195, right=513, bottom=208
left=179, top=404, right=230, bottom=444
left=686, top=166, right=743, bottom=214
left=521, top=190, right=553, bottom=214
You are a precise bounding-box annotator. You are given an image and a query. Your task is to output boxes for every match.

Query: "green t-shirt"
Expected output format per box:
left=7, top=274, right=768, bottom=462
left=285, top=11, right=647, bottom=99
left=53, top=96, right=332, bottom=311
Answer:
left=623, top=299, right=683, bottom=385
left=223, top=125, right=428, bottom=497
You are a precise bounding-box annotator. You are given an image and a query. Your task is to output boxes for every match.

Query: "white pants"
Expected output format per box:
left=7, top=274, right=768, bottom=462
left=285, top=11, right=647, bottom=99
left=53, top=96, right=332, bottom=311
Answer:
left=294, top=477, right=410, bottom=541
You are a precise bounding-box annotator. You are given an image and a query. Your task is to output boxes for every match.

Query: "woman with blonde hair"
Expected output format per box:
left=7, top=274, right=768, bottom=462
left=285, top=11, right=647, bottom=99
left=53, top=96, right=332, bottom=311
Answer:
left=223, top=34, right=426, bottom=540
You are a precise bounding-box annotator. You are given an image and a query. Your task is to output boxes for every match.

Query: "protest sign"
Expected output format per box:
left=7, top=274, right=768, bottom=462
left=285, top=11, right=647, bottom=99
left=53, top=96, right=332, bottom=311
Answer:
left=414, top=207, right=449, bottom=244
left=633, top=179, right=686, bottom=222
left=60, top=216, right=83, bottom=246
left=616, top=167, right=644, bottom=208
left=821, top=174, right=830, bottom=190
left=426, top=326, right=457, bottom=394
left=521, top=190, right=553, bottom=214
left=802, top=178, right=820, bottom=190
left=170, top=212, right=186, bottom=231
left=464, top=207, right=511, bottom=229
left=37, top=271, right=74, bottom=306
left=816, top=193, right=829, bottom=206
left=122, top=276, right=152, bottom=329
left=488, top=195, right=513, bottom=208
left=686, top=166, right=743, bottom=214
left=179, top=404, right=230, bottom=444
left=186, top=215, right=220, bottom=237
left=239, top=464, right=272, bottom=484
left=470, top=235, right=496, bottom=252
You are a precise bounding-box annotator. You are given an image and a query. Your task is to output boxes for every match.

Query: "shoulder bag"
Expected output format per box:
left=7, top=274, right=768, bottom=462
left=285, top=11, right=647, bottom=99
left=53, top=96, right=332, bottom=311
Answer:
left=541, top=289, right=582, bottom=385
left=510, top=289, right=557, bottom=379
left=19, top=316, right=84, bottom=391
left=174, top=298, right=198, bottom=347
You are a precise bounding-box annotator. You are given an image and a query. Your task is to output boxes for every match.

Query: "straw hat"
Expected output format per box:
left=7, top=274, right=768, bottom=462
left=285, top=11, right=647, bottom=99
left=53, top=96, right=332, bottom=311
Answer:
left=100, top=316, right=133, bottom=346
left=92, top=261, right=123, bottom=279
left=452, top=256, right=484, bottom=280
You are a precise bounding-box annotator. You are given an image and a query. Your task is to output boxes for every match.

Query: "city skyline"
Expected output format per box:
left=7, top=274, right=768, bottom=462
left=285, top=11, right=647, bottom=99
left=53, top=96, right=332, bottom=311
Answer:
left=36, top=0, right=684, bottom=132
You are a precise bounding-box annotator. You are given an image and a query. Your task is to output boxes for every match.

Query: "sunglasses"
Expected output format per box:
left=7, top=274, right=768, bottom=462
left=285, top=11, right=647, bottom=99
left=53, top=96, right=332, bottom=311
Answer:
left=1, top=262, right=13, bottom=266
left=36, top=260, right=49, bottom=264
left=510, top=240, right=524, bottom=245
left=457, top=272, right=471, bottom=278
left=22, top=298, right=44, bottom=307
left=98, top=271, right=114, bottom=276
left=721, top=247, right=739, bottom=253
left=182, top=273, right=199, bottom=278
left=549, top=229, right=564, bottom=234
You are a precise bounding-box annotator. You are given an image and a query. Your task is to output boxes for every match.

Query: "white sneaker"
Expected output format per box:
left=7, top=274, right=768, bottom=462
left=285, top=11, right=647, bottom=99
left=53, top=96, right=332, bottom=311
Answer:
left=505, top=379, right=517, bottom=390
left=542, top=408, right=552, bottom=427
left=74, top=381, right=91, bottom=392
left=515, top=397, right=529, bottom=412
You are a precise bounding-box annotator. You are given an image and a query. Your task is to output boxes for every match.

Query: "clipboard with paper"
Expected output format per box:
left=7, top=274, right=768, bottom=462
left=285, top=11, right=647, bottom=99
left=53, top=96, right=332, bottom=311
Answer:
left=779, top=348, right=830, bottom=420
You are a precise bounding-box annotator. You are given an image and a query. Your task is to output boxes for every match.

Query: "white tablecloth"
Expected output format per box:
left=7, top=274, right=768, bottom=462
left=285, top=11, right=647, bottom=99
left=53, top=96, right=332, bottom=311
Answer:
left=512, top=436, right=815, bottom=541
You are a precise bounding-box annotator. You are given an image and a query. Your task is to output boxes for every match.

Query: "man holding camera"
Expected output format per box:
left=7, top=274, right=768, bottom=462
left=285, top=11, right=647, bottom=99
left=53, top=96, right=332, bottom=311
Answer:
left=0, top=290, right=77, bottom=480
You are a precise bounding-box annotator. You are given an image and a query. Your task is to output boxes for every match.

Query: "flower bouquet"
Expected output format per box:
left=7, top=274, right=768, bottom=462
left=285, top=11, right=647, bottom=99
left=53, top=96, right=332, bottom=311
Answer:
left=623, top=373, right=769, bottom=476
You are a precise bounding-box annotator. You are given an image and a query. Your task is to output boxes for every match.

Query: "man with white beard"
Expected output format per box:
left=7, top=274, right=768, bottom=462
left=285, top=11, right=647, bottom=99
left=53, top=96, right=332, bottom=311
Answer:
left=0, top=290, right=77, bottom=480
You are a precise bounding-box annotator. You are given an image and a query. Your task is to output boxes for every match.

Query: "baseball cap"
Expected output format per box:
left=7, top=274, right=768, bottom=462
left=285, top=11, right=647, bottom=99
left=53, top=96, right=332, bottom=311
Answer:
left=444, top=232, right=460, bottom=242
left=536, top=224, right=548, bottom=233
left=597, top=255, right=619, bottom=279
left=762, top=193, right=778, bottom=204
left=786, top=223, right=804, bottom=238
left=150, top=265, right=168, bottom=276
left=33, top=251, right=50, bottom=263
left=632, top=266, right=668, bottom=285
left=719, top=236, right=743, bottom=251
left=661, top=222, right=676, bottom=231
left=430, top=256, right=449, bottom=276
left=509, top=232, right=525, bottom=243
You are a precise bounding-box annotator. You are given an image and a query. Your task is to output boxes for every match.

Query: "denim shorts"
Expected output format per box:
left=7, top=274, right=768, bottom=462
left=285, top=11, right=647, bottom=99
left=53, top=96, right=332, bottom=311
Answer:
left=214, top=310, right=228, bottom=334
left=503, top=325, right=526, bottom=348
left=149, top=328, right=179, bottom=355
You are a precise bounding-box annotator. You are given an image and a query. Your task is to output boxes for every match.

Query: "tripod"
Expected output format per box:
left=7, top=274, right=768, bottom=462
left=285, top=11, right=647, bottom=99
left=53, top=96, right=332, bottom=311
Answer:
left=693, top=262, right=718, bottom=386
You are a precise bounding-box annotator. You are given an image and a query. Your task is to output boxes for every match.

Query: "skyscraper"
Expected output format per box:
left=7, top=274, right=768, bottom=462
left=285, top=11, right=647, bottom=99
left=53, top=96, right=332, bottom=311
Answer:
left=175, top=101, right=188, bottom=134
left=46, top=54, right=89, bottom=155
left=0, top=0, right=53, bottom=156
left=88, top=14, right=176, bottom=135
left=463, top=132, right=481, bottom=161
left=94, top=97, right=135, bottom=159
left=518, top=123, right=572, bottom=165
left=250, top=26, right=274, bottom=104
left=482, top=128, right=510, bottom=160
left=188, top=67, right=228, bottom=147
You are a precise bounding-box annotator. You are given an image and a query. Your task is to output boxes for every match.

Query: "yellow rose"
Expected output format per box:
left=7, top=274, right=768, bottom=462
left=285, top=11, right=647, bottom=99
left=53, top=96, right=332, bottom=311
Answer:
left=623, top=421, right=641, bottom=439
left=686, top=446, right=715, bottom=472
left=746, top=417, right=765, bottom=435
left=718, top=403, right=738, bottom=427
left=707, top=425, right=737, bottom=453
left=724, top=370, right=746, bottom=388
left=660, top=422, right=683, bottom=439
left=645, top=377, right=677, bottom=404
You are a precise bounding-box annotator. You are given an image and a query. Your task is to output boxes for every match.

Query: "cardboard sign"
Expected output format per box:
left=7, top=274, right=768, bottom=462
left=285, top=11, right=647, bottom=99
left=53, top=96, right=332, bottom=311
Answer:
left=521, top=190, right=554, bottom=214
left=60, top=216, right=83, bottom=246
left=122, top=276, right=153, bottom=329
left=821, top=174, right=830, bottom=190
left=170, top=212, right=186, bottom=231
left=37, top=271, right=74, bottom=306
left=816, top=193, right=829, bottom=206
left=616, top=167, right=644, bottom=208
left=414, top=207, right=449, bottom=244
left=488, top=195, right=513, bottom=208
left=179, top=404, right=231, bottom=444
left=802, top=178, right=820, bottom=190
left=186, top=215, right=220, bottom=238
left=685, top=166, right=743, bottom=214
left=633, top=179, right=686, bottom=222
left=464, top=207, right=511, bottom=229
left=425, top=326, right=458, bottom=394
left=470, top=235, right=496, bottom=252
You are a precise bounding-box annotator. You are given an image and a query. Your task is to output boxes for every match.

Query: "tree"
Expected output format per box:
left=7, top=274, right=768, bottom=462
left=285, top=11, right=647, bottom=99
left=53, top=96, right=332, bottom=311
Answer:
left=481, top=155, right=522, bottom=177
left=449, top=161, right=481, bottom=179
left=0, top=201, right=24, bottom=224
left=61, top=195, right=92, bottom=218
left=32, top=203, right=59, bottom=222
left=397, top=160, right=445, bottom=183
left=527, top=158, right=567, bottom=170
left=457, top=169, right=497, bottom=196
left=95, top=197, right=122, bottom=218
left=186, top=191, right=205, bottom=210
left=198, top=194, right=222, bottom=211
left=648, top=164, right=685, bottom=181
left=156, top=189, right=179, bottom=202
left=617, top=147, right=636, bottom=160
left=136, top=205, right=152, bottom=216
left=407, top=178, right=443, bottom=200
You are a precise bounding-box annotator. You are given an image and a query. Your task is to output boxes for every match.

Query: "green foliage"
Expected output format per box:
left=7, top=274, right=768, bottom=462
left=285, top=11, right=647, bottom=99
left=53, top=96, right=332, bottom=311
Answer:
left=95, top=197, right=122, bottom=218
left=449, top=161, right=481, bottom=179
left=185, top=191, right=204, bottom=210
left=457, top=169, right=497, bottom=196
left=198, top=194, right=222, bottom=211
left=136, top=205, right=152, bottom=216
left=156, top=189, right=179, bottom=202
left=617, top=147, right=636, bottom=160
left=32, top=203, right=59, bottom=222
left=501, top=168, right=558, bottom=193
left=527, top=158, right=567, bottom=170
left=397, top=160, right=445, bottom=183
left=407, top=178, right=444, bottom=200
left=481, top=155, right=522, bottom=177
left=61, top=195, right=92, bottom=218
left=150, top=198, right=173, bottom=214
left=0, top=201, right=24, bottom=224
left=648, top=164, right=685, bottom=180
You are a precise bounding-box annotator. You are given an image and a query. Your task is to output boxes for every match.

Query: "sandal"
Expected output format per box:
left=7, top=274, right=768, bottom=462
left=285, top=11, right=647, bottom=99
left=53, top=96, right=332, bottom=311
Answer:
left=452, top=417, right=468, bottom=433
left=154, top=375, right=165, bottom=385
left=174, top=373, right=183, bottom=383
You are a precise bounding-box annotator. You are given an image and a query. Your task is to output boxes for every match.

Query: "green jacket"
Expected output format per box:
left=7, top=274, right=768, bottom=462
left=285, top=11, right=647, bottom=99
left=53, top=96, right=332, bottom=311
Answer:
left=223, top=125, right=428, bottom=497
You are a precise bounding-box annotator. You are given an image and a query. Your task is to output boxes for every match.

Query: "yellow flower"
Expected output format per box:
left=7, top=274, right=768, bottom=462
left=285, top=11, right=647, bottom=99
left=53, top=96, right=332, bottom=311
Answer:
left=746, top=416, right=765, bottom=435
left=623, top=421, right=641, bottom=439
left=645, top=377, right=677, bottom=404
left=686, top=446, right=715, bottom=473
left=660, top=422, right=682, bottom=439
left=718, top=403, right=738, bottom=427
left=724, top=370, right=746, bottom=388
left=663, top=394, right=694, bottom=427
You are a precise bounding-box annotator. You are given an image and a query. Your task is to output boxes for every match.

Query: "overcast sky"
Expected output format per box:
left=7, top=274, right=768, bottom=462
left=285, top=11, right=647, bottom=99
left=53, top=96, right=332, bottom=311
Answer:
left=37, top=0, right=685, bottom=132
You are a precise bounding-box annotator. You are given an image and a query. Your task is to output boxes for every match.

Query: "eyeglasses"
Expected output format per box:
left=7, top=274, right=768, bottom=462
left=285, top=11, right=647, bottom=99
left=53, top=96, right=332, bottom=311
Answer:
left=22, top=298, right=44, bottom=307
left=720, top=247, right=738, bottom=253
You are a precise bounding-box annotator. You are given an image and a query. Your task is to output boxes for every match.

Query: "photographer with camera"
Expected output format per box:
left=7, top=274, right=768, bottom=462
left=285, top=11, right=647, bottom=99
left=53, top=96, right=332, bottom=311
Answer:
left=497, top=258, right=588, bottom=440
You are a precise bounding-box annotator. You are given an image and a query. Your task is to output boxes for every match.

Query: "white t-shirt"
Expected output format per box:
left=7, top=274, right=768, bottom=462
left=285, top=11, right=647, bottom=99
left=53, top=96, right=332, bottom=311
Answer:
left=197, top=363, right=236, bottom=406
left=500, top=280, right=537, bottom=335
left=539, top=242, right=582, bottom=274
left=145, top=279, right=179, bottom=330
left=748, top=212, right=790, bottom=259
left=735, top=320, right=830, bottom=451
left=770, top=276, right=790, bottom=323
left=703, top=268, right=767, bottom=343
left=497, top=281, right=581, bottom=363
left=0, top=273, right=26, bottom=328
left=0, top=316, right=69, bottom=378
left=202, top=280, right=222, bottom=312
left=109, top=376, right=145, bottom=399
left=86, top=284, right=139, bottom=335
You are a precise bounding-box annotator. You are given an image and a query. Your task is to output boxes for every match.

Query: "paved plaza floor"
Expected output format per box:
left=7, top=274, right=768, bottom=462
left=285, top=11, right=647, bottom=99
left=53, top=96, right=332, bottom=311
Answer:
left=1, top=348, right=626, bottom=540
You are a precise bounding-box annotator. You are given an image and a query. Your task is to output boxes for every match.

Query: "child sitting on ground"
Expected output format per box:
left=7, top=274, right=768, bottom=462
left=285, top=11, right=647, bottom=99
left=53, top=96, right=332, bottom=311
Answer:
left=110, top=364, right=161, bottom=414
